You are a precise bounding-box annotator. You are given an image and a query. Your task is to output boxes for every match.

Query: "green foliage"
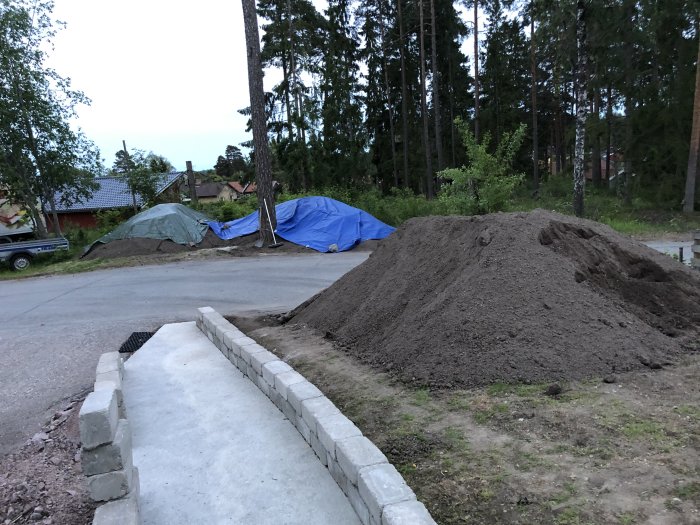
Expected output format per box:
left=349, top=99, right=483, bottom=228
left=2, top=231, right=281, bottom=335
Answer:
left=439, top=119, right=526, bottom=214
left=197, top=197, right=258, bottom=222
left=0, top=0, right=101, bottom=237
left=111, top=148, right=171, bottom=206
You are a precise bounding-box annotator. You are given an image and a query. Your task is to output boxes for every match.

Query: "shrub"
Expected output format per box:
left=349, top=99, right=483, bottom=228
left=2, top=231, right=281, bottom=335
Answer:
left=439, top=119, right=526, bottom=214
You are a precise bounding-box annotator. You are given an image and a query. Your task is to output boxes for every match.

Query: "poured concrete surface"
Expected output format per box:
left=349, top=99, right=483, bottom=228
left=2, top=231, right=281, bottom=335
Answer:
left=1, top=252, right=368, bottom=455
left=123, top=321, right=360, bottom=525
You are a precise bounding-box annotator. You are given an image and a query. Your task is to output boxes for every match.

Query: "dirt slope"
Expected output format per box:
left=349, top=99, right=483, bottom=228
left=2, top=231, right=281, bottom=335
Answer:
left=292, top=210, right=700, bottom=388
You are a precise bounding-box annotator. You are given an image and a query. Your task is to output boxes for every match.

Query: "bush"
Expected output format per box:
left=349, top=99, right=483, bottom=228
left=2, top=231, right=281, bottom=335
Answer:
left=439, top=119, right=526, bottom=214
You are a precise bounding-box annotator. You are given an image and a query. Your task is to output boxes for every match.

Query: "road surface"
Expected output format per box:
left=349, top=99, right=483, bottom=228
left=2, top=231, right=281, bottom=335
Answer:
left=0, top=253, right=368, bottom=455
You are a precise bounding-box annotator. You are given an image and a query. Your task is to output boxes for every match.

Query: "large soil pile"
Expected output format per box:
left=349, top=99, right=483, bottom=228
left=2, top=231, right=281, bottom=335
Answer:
left=292, top=210, right=700, bottom=388
left=83, top=231, right=309, bottom=260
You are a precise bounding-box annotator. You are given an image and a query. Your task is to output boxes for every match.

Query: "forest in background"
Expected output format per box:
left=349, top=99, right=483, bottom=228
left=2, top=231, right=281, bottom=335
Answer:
left=250, top=0, right=698, bottom=209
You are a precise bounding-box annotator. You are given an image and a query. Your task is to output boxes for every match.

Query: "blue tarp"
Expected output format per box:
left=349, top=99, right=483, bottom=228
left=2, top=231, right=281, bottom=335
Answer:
left=208, top=196, right=395, bottom=252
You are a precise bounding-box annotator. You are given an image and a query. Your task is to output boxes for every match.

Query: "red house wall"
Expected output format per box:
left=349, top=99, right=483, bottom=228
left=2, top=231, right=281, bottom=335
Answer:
left=45, top=212, right=99, bottom=231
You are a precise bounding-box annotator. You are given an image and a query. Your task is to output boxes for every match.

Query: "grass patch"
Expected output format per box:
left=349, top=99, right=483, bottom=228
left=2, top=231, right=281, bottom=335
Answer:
left=620, top=420, right=665, bottom=440
left=674, top=481, right=700, bottom=501
left=411, top=388, right=431, bottom=406
left=555, top=506, right=583, bottom=525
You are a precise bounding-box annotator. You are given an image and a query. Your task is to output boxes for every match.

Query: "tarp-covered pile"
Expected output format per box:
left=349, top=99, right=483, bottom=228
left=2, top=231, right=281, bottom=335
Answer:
left=208, top=196, right=395, bottom=252
left=84, top=203, right=211, bottom=256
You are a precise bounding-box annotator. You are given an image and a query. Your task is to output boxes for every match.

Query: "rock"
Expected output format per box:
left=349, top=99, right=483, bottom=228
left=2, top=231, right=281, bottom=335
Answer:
left=30, top=512, right=43, bottom=520
left=49, top=457, right=61, bottom=466
left=544, top=383, right=562, bottom=397
left=602, top=375, right=617, bottom=384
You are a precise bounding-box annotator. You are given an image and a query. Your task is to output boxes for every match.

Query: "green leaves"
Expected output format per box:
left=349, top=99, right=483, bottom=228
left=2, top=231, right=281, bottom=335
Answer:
left=439, top=118, right=526, bottom=215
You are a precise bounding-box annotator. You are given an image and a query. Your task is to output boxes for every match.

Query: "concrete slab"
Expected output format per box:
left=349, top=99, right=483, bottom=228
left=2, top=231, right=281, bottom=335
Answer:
left=123, top=322, right=361, bottom=525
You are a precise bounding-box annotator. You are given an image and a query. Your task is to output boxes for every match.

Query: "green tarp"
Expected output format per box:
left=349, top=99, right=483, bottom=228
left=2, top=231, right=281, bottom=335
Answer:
left=86, top=203, right=212, bottom=253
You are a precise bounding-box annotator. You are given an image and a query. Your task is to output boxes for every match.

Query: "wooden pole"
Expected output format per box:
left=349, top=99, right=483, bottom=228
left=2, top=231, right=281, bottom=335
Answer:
left=186, top=161, right=198, bottom=206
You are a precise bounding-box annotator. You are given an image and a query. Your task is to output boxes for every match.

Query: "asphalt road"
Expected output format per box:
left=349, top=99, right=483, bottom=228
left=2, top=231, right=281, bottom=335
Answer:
left=0, top=252, right=368, bottom=455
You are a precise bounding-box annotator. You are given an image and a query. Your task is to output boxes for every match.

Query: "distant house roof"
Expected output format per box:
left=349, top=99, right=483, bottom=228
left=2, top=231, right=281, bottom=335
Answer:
left=53, top=172, right=183, bottom=212
left=195, top=182, right=225, bottom=198
left=228, top=181, right=256, bottom=194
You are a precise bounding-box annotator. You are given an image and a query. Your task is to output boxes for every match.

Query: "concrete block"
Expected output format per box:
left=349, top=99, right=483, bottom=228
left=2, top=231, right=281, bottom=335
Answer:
left=287, top=381, right=323, bottom=414
left=347, top=482, right=371, bottom=525
left=95, top=370, right=122, bottom=393
left=256, top=374, right=271, bottom=397
left=270, top=388, right=286, bottom=411
left=337, top=436, right=388, bottom=486
left=80, top=390, right=118, bottom=450
left=310, top=432, right=328, bottom=466
left=262, top=360, right=293, bottom=386
left=274, top=370, right=306, bottom=400
left=359, top=464, right=416, bottom=525
left=280, top=398, right=296, bottom=423
left=82, top=419, right=132, bottom=476
left=301, top=396, right=339, bottom=434
left=295, top=415, right=312, bottom=443
left=328, top=455, right=349, bottom=494
left=251, top=350, right=279, bottom=374
left=382, top=501, right=436, bottom=525
left=94, top=380, right=123, bottom=408
left=92, top=491, right=140, bottom=525
left=317, top=413, right=362, bottom=459
left=87, top=464, right=135, bottom=502
left=96, top=352, right=123, bottom=379
left=222, top=330, right=243, bottom=352
left=232, top=336, right=257, bottom=354
left=240, top=343, right=266, bottom=365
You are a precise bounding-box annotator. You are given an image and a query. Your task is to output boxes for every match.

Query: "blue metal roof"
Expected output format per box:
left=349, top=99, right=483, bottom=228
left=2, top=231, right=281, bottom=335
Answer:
left=54, top=172, right=183, bottom=212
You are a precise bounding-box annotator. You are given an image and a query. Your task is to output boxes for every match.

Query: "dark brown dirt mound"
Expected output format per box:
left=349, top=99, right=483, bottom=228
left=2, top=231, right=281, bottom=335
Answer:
left=292, top=210, right=700, bottom=388
left=83, top=230, right=310, bottom=260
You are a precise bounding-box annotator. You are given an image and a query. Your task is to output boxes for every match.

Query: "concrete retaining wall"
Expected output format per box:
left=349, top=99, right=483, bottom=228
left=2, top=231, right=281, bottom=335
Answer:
left=79, top=352, right=141, bottom=525
left=197, top=306, right=436, bottom=525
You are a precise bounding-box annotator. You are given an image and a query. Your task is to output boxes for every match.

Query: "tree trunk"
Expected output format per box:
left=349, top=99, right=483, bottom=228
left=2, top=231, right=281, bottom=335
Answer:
left=572, top=0, right=588, bottom=217
left=683, top=33, right=700, bottom=213
left=397, top=0, right=411, bottom=188
left=430, top=0, right=444, bottom=172
left=122, top=141, right=138, bottom=214
left=449, top=56, right=456, bottom=166
left=530, top=12, right=539, bottom=195
left=241, top=0, right=276, bottom=244
left=473, top=1, right=480, bottom=143
left=605, top=81, right=612, bottom=181
left=379, top=7, right=399, bottom=188
left=591, top=80, right=602, bottom=187
left=419, top=0, right=434, bottom=198
left=622, top=0, right=634, bottom=205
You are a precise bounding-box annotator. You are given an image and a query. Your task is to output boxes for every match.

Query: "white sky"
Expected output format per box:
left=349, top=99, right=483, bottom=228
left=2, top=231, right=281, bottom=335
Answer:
left=47, top=0, right=484, bottom=174
left=48, top=0, right=264, bottom=172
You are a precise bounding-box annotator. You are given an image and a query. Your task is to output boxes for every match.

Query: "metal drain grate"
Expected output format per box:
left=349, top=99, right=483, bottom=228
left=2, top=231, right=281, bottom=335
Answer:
left=119, top=332, right=154, bottom=353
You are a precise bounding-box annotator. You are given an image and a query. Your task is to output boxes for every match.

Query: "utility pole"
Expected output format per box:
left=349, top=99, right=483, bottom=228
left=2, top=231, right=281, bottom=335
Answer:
left=122, top=140, right=138, bottom=213
left=186, top=161, right=198, bottom=206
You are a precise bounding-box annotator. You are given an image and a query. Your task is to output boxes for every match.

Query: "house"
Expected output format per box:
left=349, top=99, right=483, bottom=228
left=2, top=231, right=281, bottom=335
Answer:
left=228, top=181, right=257, bottom=197
left=194, top=181, right=257, bottom=203
left=584, top=153, right=623, bottom=182
left=46, top=172, right=184, bottom=229
left=195, top=182, right=235, bottom=203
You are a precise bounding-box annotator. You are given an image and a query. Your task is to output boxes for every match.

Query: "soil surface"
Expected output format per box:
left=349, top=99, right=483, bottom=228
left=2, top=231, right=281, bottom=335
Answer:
left=292, top=210, right=700, bottom=388
left=82, top=230, right=312, bottom=260
left=0, top=391, right=96, bottom=525
left=233, top=316, right=700, bottom=525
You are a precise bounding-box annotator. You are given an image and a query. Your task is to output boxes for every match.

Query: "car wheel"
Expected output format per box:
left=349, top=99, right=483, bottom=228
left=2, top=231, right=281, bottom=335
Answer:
left=10, top=254, right=31, bottom=271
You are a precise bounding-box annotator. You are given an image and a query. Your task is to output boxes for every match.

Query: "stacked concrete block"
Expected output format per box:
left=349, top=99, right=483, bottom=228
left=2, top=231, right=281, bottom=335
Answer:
left=80, top=354, right=141, bottom=525
left=196, top=307, right=436, bottom=525
left=94, top=352, right=126, bottom=418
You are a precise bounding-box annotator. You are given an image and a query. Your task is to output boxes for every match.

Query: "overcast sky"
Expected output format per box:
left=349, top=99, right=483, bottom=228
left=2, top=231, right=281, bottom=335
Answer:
left=48, top=0, right=478, bottom=174
left=49, top=0, right=265, bottom=172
